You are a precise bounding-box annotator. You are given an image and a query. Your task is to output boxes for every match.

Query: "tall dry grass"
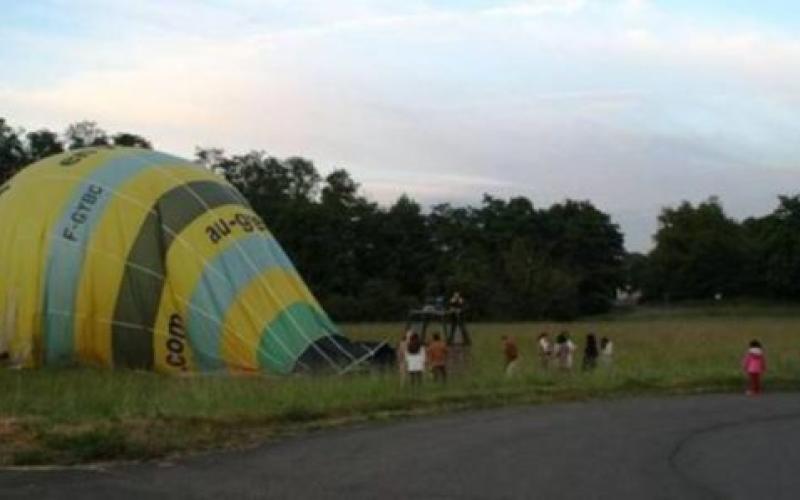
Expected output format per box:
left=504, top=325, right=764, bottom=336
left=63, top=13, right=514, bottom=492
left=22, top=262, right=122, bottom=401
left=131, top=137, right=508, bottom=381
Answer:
left=2, top=310, right=799, bottom=464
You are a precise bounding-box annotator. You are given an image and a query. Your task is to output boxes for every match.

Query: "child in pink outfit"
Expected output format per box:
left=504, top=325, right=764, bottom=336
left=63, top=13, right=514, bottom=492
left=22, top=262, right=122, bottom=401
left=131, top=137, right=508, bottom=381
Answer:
left=742, top=340, right=766, bottom=395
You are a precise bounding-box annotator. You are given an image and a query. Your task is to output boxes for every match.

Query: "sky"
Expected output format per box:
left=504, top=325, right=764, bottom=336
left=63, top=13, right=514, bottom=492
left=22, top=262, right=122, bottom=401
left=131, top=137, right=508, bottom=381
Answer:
left=2, top=0, right=799, bottom=251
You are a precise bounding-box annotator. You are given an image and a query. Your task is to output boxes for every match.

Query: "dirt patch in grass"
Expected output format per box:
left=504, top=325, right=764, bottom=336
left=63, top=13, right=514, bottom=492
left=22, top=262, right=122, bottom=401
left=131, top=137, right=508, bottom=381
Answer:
left=1, top=418, right=47, bottom=466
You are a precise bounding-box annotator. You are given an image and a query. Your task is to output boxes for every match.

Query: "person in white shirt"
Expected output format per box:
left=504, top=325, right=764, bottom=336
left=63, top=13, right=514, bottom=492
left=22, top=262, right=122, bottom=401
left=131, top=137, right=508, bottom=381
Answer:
left=600, top=337, right=614, bottom=367
left=396, top=330, right=412, bottom=381
left=405, top=333, right=426, bottom=386
left=537, top=332, right=553, bottom=370
left=555, top=332, right=576, bottom=371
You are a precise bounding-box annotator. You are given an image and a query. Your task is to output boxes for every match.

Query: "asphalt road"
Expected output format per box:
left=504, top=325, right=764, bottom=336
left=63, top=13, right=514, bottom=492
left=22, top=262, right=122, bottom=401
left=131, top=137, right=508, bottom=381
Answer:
left=2, top=393, right=799, bottom=499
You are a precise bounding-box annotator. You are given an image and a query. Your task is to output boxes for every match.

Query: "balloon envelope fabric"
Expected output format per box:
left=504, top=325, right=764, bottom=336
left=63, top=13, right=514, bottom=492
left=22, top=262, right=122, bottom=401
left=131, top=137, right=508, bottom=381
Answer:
left=0, top=147, right=348, bottom=375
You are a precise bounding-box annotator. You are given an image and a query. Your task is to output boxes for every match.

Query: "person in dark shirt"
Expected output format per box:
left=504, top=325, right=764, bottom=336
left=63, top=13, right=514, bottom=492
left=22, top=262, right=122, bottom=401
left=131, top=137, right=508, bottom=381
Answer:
left=582, top=334, right=599, bottom=371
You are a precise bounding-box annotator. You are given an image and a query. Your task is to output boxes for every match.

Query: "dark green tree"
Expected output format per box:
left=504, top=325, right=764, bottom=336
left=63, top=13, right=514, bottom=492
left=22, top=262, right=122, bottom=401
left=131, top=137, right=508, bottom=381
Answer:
left=621, top=252, right=650, bottom=293
left=380, top=195, right=434, bottom=296
left=26, top=129, right=64, bottom=162
left=648, top=197, right=747, bottom=301
left=544, top=200, right=625, bottom=314
left=284, top=157, right=320, bottom=201
left=112, top=132, right=152, bottom=149
left=0, top=118, right=28, bottom=184
left=743, top=195, right=800, bottom=299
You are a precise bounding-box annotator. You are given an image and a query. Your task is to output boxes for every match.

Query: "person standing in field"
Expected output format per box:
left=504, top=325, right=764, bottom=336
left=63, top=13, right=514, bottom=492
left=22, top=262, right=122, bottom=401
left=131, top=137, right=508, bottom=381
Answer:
left=582, top=334, right=599, bottom=371
left=449, top=291, right=465, bottom=311
left=600, top=337, right=614, bottom=367
left=742, top=340, right=766, bottom=396
left=537, top=332, right=553, bottom=370
left=448, top=291, right=470, bottom=345
left=555, top=332, right=576, bottom=371
left=397, top=330, right=411, bottom=381
left=428, top=332, right=448, bottom=383
left=502, top=335, right=520, bottom=377
left=405, top=333, right=426, bottom=387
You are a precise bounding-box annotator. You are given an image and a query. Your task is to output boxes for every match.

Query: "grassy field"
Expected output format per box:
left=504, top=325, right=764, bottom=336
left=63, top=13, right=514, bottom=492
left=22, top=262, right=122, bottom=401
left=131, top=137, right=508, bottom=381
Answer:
left=2, top=307, right=800, bottom=466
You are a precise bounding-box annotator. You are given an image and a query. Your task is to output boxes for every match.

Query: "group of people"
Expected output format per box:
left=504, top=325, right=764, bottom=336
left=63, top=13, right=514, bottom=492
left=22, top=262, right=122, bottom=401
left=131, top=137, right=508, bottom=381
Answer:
left=396, top=328, right=616, bottom=384
left=503, top=332, right=614, bottom=376
left=397, top=331, right=449, bottom=386
left=396, top=327, right=770, bottom=397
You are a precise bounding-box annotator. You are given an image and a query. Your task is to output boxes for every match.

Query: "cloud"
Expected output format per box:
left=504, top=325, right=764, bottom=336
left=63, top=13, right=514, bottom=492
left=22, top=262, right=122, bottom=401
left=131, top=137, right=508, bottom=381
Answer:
left=2, top=0, right=799, bottom=251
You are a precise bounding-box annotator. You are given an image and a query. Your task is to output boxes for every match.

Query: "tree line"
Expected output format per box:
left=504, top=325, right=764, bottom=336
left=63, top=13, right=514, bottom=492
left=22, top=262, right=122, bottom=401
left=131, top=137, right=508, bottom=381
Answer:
left=1, top=117, right=798, bottom=321
left=627, top=195, right=800, bottom=304
left=197, top=148, right=625, bottom=321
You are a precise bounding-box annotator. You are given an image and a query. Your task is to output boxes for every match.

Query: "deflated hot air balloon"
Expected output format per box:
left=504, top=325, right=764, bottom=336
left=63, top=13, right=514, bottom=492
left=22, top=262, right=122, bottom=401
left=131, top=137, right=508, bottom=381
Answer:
left=0, top=147, right=361, bottom=374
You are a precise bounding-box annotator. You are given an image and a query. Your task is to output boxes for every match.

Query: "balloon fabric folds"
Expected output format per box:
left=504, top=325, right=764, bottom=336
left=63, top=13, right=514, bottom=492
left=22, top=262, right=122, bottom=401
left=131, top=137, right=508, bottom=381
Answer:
left=0, top=147, right=351, bottom=375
